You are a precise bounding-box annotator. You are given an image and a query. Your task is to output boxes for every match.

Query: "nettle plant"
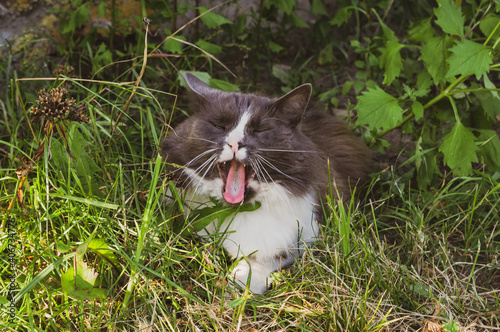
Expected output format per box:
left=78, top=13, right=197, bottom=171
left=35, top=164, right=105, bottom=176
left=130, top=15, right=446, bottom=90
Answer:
left=348, top=0, right=500, bottom=188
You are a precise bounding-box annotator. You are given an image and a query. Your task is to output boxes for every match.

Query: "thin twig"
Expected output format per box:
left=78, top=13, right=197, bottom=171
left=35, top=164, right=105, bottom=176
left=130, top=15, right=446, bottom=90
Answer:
left=111, top=18, right=151, bottom=135
left=372, top=0, right=395, bottom=37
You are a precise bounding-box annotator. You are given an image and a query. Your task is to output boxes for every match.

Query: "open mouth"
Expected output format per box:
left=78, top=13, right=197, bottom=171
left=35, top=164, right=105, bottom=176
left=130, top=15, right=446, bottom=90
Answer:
left=217, top=159, right=255, bottom=204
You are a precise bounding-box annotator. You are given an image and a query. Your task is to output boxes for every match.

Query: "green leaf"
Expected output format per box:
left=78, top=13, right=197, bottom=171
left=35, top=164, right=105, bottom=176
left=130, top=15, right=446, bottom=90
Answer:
left=420, top=35, right=454, bottom=85
left=265, top=0, right=296, bottom=14
left=195, top=39, right=223, bottom=55
left=311, top=0, right=327, bottom=15
left=51, top=128, right=102, bottom=195
left=76, top=236, right=93, bottom=260
left=272, top=65, right=290, bottom=85
left=187, top=201, right=261, bottom=235
left=288, top=12, right=309, bottom=28
left=476, top=129, right=500, bottom=172
left=49, top=194, right=119, bottom=209
left=443, top=320, right=460, bottom=332
left=439, top=121, right=478, bottom=176
left=62, top=3, right=90, bottom=34
left=355, top=86, right=403, bottom=131
left=409, top=281, right=431, bottom=297
left=88, top=239, right=120, bottom=267
left=318, top=43, right=335, bottom=65
left=57, top=242, right=72, bottom=253
left=97, top=1, right=106, bottom=17
left=479, top=13, right=500, bottom=40
left=227, top=296, right=246, bottom=307
left=416, top=150, right=440, bottom=190
left=342, top=81, right=353, bottom=95
left=379, top=40, right=404, bottom=85
left=475, top=75, right=500, bottom=120
left=178, top=70, right=211, bottom=87
left=268, top=41, right=284, bottom=53
left=446, top=40, right=492, bottom=79
left=476, top=90, right=500, bottom=120
left=408, top=17, right=435, bottom=42
left=199, top=6, right=232, bottom=28
left=380, top=21, right=397, bottom=43
left=416, top=71, right=433, bottom=96
left=434, top=0, right=464, bottom=38
left=412, top=101, right=424, bottom=121
left=329, top=6, right=353, bottom=27
left=163, top=33, right=186, bottom=54
left=209, top=79, right=240, bottom=92
left=61, top=262, right=105, bottom=301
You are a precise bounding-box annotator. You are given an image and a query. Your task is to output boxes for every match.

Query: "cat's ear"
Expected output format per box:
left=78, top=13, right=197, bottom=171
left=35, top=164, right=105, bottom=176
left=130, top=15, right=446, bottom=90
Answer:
left=184, top=73, right=219, bottom=97
left=271, top=84, right=312, bottom=126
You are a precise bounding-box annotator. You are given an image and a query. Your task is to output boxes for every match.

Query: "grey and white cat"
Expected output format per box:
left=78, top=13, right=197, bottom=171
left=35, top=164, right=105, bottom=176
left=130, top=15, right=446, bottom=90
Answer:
left=161, top=73, right=372, bottom=294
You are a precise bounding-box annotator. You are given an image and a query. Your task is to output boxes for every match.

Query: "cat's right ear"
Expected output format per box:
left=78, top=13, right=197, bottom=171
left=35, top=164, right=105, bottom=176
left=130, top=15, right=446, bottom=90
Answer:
left=271, top=83, right=312, bottom=126
left=183, top=73, right=219, bottom=97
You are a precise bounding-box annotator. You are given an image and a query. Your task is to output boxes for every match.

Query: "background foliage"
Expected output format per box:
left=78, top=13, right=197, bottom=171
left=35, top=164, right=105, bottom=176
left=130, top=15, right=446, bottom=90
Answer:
left=0, top=0, right=499, bottom=331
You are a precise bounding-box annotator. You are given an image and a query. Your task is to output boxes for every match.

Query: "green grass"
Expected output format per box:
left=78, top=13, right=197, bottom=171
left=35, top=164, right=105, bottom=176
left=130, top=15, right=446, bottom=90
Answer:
left=1, top=73, right=498, bottom=331
left=1, top=4, right=499, bottom=330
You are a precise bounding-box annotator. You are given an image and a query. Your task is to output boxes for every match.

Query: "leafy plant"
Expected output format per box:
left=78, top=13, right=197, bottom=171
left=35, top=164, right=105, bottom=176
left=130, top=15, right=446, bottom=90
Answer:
left=61, top=237, right=118, bottom=301
left=350, top=0, right=500, bottom=188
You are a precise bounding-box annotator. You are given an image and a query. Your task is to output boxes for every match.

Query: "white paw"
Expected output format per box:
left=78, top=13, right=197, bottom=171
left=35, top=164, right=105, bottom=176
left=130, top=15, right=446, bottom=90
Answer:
left=231, top=261, right=269, bottom=295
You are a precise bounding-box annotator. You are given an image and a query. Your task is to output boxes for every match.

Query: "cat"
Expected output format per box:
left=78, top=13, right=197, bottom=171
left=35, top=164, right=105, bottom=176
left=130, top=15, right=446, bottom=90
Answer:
left=160, top=73, right=372, bottom=294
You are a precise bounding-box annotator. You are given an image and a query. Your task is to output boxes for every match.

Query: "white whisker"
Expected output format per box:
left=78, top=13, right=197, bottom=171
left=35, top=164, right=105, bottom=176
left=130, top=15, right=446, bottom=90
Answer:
left=255, top=154, right=302, bottom=185
left=185, top=148, right=218, bottom=168
left=185, top=154, right=218, bottom=189
left=168, top=126, right=217, bottom=145
left=257, top=148, right=316, bottom=153
left=253, top=156, right=274, bottom=184
left=186, top=137, right=217, bottom=144
left=250, top=158, right=269, bottom=185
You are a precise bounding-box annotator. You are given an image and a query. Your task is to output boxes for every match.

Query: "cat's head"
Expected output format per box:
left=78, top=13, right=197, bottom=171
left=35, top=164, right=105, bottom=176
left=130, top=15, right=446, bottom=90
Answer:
left=161, top=73, right=323, bottom=204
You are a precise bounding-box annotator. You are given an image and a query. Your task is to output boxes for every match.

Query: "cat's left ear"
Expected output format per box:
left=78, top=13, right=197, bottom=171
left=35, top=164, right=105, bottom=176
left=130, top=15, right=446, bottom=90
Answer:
left=271, top=84, right=312, bottom=126
left=184, top=73, right=219, bottom=97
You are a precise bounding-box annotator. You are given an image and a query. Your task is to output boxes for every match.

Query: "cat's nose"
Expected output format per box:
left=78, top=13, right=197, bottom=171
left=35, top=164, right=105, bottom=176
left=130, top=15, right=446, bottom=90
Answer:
left=228, top=141, right=245, bottom=154
left=228, top=142, right=239, bottom=153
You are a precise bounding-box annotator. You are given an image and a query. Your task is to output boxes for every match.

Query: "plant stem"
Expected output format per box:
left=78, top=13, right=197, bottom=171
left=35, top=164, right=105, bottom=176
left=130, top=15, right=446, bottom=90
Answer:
left=484, top=19, right=500, bottom=47
left=110, top=0, right=116, bottom=56
left=447, top=95, right=461, bottom=123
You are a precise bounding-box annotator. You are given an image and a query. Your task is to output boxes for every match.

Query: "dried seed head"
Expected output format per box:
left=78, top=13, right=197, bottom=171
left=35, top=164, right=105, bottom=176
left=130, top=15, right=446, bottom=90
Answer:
left=31, top=87, right=75, bottom=122
left=67, top=103, right=89, bottom=123
left=52, top=64, right=75, bottom=77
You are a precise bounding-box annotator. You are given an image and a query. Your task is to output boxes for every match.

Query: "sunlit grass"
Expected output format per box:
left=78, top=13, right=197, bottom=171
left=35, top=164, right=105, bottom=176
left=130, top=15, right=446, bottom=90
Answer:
left=0, top=21, right=499, bottom=332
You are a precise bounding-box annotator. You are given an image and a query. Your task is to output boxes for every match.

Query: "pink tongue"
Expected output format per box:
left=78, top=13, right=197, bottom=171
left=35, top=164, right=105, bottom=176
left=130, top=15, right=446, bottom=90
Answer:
left=223, top=159, right=246, bottom=204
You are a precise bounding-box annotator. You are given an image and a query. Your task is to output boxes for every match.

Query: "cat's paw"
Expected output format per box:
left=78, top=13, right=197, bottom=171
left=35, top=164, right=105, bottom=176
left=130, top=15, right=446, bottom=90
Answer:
left=231, top=261, right=269, bottom=295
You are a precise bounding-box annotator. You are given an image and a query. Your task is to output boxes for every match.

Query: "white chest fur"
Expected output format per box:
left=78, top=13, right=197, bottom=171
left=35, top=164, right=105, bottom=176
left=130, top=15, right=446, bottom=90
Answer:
left=182, top=169, right=319, bottom=255
left=215, top=185, right=318, bottom=259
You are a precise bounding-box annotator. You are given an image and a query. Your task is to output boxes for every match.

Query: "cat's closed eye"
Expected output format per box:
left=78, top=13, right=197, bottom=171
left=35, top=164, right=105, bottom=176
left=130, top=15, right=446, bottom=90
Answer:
left=249, top=127, right=268, bottom=134
left=248, top=121, right=270, bottom=134
left=209, top=121, right=226, bottom=131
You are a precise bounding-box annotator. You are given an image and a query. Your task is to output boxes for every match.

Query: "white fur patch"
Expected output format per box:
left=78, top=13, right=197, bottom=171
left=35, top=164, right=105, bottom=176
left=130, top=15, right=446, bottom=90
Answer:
left=217, top=183, right=318, bottom=259
left=219, top=111, right=251, bottom=162
left=180, top=177, right=319, bottom=256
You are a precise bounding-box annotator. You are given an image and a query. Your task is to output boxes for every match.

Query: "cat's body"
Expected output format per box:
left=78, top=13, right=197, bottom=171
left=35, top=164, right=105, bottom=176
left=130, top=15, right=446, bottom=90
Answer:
left=161, top=74, right=372, bottom=294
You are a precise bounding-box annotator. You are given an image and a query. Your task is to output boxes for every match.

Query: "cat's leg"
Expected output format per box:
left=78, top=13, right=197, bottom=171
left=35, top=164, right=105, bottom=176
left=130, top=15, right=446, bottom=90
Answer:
left=231, top=250, right=297, bottom=294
